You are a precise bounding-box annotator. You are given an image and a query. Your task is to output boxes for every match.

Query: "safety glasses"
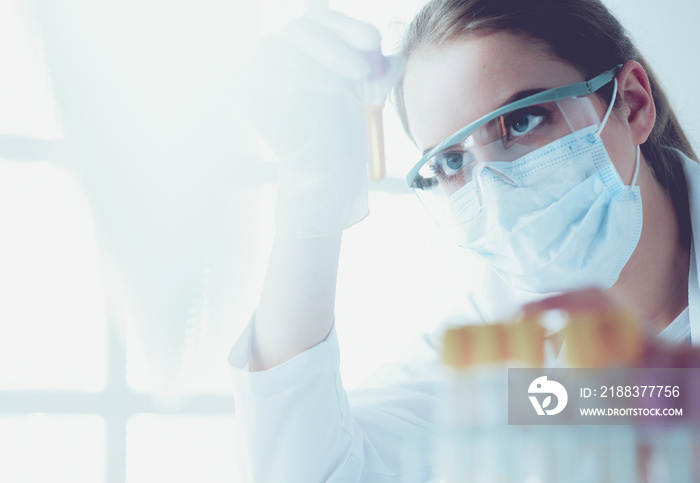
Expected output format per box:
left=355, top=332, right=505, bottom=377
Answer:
left=404, top=65, right=622, bottom=225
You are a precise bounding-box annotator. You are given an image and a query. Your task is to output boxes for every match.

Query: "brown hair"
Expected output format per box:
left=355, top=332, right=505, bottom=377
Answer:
left=395, top=0, right=695, bottom=246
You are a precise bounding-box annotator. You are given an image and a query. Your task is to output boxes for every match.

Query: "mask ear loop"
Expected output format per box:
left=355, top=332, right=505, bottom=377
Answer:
left=595, top=78, right=640, bottom=189
left=630, top=145, right=641, bottom=187
left=596, top=77, right=618, bottom=136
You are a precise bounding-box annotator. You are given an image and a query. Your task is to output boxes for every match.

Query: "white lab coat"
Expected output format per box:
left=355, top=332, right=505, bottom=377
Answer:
left=229, top=150, right=700, bottom=482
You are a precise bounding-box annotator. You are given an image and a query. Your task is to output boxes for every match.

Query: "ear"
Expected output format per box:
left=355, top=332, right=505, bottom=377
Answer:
left=616, top=60, right=656, bottom=145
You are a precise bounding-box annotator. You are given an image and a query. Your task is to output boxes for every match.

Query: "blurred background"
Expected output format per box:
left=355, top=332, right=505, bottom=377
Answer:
left=0, top=0, right=698, bottom=481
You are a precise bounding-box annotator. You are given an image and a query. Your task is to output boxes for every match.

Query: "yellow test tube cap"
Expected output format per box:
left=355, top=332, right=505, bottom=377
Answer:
left=442, top=320, right=545, bottom=369
left=565, top=308, right=643, bottom=367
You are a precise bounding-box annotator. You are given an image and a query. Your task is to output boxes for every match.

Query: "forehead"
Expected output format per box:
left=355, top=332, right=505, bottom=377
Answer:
left=402, top=31, right=585, bottom=151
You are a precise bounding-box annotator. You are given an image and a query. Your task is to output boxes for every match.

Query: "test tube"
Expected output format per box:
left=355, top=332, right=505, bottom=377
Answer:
left=364, top=50, right=387, bottom=180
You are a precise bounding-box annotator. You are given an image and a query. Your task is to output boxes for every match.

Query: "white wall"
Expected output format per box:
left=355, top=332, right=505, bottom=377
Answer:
left=603, top=0, right=700, bottom=151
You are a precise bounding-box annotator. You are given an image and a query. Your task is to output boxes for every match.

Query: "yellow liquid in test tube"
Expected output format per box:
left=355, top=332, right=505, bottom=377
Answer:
left=366, top=104, right=385, bottom=179
left=364, top=49, right=387, bottom=180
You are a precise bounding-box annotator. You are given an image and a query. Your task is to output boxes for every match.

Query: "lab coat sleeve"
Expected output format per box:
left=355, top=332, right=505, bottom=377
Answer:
left=229, top=316, right=441, bottom=482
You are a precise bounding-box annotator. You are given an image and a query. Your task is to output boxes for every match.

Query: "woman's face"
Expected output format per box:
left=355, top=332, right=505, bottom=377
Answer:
left=402, top=30, right=637, bottom=185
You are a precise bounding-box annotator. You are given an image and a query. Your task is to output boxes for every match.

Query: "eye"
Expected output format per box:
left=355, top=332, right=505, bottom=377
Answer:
left=503, top=107, right=548, bottom=138
left=443, top=152, right=464, bottom=174
left=430, top=150, right=475, bottom=178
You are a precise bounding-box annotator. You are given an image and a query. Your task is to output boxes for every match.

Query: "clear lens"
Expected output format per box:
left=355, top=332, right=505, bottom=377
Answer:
left=412, top=95, right=601, bottom=226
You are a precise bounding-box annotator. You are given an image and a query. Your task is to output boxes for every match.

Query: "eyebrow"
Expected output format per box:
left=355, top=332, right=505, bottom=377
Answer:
left=420, top=87, right=548, bottom=156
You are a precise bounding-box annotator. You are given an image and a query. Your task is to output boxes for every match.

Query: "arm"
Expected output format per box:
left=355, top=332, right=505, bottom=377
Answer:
left=250, top=232, right=341, bottom=371
left=231, top=12, right=434, bottom=482
left=238, top=12, right=379, bottom=371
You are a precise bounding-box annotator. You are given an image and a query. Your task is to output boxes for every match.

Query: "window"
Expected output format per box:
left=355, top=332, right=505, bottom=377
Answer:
left=1, top=1, right=471, bottom=478
left=0, top=1, right=256, bottom=481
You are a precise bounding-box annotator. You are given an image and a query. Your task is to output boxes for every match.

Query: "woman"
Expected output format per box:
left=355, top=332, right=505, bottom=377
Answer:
left=230, top=0, right=699, bottom=480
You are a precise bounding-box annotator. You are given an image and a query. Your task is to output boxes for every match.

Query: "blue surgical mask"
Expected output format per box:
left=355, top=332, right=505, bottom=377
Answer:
left=450, top=91, right=643, bottom=294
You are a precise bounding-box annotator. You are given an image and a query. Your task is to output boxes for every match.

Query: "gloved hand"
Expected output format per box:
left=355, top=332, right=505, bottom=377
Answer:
left=240, top=12, right=404, bottom=237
